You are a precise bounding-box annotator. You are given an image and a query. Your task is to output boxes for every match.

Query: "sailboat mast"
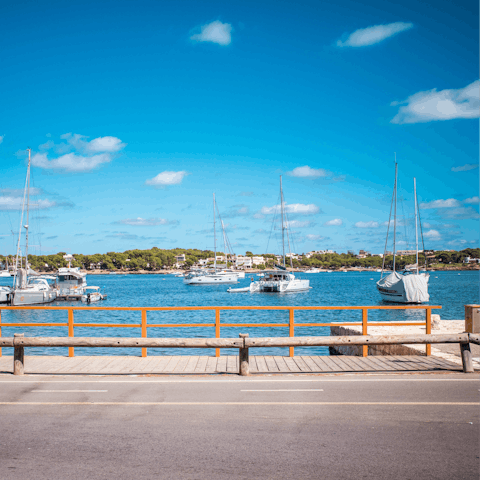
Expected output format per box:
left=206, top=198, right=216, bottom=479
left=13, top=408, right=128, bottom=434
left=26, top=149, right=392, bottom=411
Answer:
left=393, top=159, right=397, bottom=272
left=25, top=148, right=31, bottom=271
left=414, top=177, right=419, bottom=274
left=280, top=175, right=286, bottom=267
left=213, top=193, right=217, bottom=273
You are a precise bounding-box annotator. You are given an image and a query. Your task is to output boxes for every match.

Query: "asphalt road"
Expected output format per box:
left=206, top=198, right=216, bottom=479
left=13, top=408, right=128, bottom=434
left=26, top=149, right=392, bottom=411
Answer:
left=0, top=374, right=479, bottom=479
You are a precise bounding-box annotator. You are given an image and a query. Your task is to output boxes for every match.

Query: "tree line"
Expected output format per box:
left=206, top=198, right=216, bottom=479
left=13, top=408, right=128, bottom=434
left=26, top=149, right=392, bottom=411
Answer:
left=0, top=247, right=478, bottom=272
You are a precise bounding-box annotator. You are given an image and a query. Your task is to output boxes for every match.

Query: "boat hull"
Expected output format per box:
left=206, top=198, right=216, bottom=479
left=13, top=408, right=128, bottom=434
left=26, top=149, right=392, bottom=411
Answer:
left=184, top=273, right=238, bottom=285
left=12, top=289, right=57, bottom=306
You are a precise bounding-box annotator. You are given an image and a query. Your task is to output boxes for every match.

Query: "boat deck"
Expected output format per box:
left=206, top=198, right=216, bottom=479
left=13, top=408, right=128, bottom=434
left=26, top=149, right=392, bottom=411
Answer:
left=0, top=355, right=466, bottom=375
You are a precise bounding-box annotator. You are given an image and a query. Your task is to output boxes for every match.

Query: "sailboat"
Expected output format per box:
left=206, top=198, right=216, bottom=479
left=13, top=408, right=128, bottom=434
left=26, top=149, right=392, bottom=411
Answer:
left=11, top=149, right=57, bottom=306
left=183, top=194, right=238, bottom=285
left=0, top=256, right=12, bottom=277
left=376, top=163, right=429, bottom=303
left=228, top=176, right=310, bottom=293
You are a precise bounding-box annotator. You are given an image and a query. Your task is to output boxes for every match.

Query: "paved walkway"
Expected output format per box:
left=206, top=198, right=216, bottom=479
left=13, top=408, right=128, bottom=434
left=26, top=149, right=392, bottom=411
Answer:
left=0, top=354, right=466, bottom=375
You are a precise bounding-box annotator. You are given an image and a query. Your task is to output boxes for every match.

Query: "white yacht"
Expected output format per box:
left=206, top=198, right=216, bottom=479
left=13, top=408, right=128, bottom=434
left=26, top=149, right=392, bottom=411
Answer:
left=55, top=255, right=88, bottom=296
left=304, top=268, right=321, bottom=273
left=184, top=194, right=239, bottom=286
left=377, top=164, right=429, bottom=303
left=10, top=149, right=57, bottom=306
left=0, top=286, right=12, bottom=303
left=228, top=176, right=310, bottom=294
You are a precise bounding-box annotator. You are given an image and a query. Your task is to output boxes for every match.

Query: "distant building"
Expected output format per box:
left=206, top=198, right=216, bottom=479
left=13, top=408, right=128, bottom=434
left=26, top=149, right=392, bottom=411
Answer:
left=175, top=254, right=186, bottom=268
left=464, top=257, right=480, bottom=264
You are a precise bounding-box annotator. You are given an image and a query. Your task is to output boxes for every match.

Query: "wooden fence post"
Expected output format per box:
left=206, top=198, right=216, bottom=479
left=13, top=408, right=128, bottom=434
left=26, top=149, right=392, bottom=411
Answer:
left=141, top=309, right=147, bottom=358
left=289, top=309, right=294, bottom=357
left=239, top=333, right=249, bottom=376
left=362, top=308, right=368, bottom=357
left=13, top=333, right=24, bottom=375
left=215, top=308, right=221, bottom=358
left=426, top=308, right=432, bottom=356
left=460, top=342, right=474, bottom=373
left=68, top=308, right=74, bottom=357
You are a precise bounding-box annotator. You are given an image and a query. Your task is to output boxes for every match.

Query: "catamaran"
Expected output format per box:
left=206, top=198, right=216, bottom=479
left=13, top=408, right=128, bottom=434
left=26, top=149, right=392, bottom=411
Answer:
left=376, top=163, right=429, bottom=303
left=228, top=176, right=310, bottom=293
left=11, top=149, right=57, bottom=306
left=184, top=194, right=238, bottom=285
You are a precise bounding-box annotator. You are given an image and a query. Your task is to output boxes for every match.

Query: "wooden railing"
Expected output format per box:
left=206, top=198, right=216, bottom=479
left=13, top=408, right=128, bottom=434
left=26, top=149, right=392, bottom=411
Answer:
left=2, top=331, right=476, bottom=375
left=0, top=305, right=441, bottom=358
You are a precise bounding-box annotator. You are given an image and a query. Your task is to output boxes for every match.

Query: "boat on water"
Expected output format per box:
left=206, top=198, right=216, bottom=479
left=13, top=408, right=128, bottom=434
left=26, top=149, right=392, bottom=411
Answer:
left=376, top=163, right=429, bottom=304
left=81, top=286, right=106, bottom=303
left=11, top=149, right=57, bottom=306
left=0, top=257, right=12, bottom=277
left=0, top=286, right=12, bottom=303
left=304, top=268, right=321, bottom=273
left=184, top=194, right=238, bottom=285
left=55, top=255, right=88, bottom=297
left=228, top=176, right=310, bottom=294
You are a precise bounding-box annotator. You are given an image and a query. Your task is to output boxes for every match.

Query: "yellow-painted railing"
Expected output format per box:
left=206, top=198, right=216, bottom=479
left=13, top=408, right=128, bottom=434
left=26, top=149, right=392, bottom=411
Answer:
left=0, top=305, right=441, bottom=358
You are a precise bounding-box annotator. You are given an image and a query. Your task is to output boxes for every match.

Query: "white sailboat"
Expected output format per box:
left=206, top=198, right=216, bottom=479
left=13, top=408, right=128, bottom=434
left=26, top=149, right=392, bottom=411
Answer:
left=11, top=149, right=57, bottom=306
left=0, top=256, right=12, bottom=277
left=376, top=163, right=429, bottom=303
left=228, top=176, right=310, bottom=293
left=184, top=194, right=238, bottom=285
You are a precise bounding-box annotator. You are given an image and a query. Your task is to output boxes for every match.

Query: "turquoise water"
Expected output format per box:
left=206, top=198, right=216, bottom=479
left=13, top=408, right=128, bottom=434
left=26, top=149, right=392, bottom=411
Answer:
left=0, top=270, right=478, bottom=356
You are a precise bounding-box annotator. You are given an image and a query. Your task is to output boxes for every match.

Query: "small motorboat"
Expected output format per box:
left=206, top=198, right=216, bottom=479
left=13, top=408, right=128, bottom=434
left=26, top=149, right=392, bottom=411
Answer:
left=81, top=286, right=106, bottom=303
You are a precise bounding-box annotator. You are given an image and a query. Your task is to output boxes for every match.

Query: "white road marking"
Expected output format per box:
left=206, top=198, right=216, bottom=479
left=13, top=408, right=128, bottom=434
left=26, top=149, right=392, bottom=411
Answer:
left=0, top=402, right=478, bottom=406
left=241, top=389, right=324, bottom=392
left=31, top=390, right=108, bottom=393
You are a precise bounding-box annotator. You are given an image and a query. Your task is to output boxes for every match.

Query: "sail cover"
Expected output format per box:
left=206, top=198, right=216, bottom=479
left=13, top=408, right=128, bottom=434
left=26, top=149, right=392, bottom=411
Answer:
left=377, top=271, right=429, bottom=303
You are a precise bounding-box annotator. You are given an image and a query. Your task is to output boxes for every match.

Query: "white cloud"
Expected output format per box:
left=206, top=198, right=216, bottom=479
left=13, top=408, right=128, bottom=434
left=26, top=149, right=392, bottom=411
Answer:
left=354, top=221, right=379, bottom=228
left=420, top=198, right=461, bottom=209
left=391, top=80, right=480, bottom=124
left=441, top=207, right=480, bottom=220
left=85, top=136, right=126, bottom=153
left=261, top=203, right=320, bottom=215
left=324, top=218, right=343, bottom=226
left=305, top=234, right=326, bottom=241
left=145, top=171, right=189, bottom=187
left=60, top=133, right=126, bottom=153
left=424, top=229, right=441, bottom=240
left=190, top=21, right=232, bottom=46
left=336, top=22, right=413, bottom=48
left=32, top=152, right=112, bottom=172
left=287, top=166, right=330, bottom=178
left=451, top=163, right=478, bottom=172
left=0, top=195, right=57, bottom=211
left=285, top=220, right=314, bottom=228
left=115, top=217, right=177, bottom=226
left=465, top=196, right=479, bottom=204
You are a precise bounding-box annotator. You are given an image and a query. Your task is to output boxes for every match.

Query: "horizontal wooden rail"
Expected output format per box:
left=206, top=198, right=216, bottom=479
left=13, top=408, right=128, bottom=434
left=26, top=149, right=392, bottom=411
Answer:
left=5, top=332, right=474, bottom=375
left=469, top=334, right=480, bottom=345
left=0, top=305, right=442, bottom=359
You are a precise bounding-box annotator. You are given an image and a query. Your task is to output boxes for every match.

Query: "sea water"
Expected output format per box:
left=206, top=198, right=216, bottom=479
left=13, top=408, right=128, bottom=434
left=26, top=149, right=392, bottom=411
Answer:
left=0, top=270, right=478, bottom=356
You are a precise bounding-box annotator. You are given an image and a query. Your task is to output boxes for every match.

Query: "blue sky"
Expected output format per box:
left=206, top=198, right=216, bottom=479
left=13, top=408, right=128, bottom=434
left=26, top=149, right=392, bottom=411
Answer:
left=0, top=0, right=478, bottom=256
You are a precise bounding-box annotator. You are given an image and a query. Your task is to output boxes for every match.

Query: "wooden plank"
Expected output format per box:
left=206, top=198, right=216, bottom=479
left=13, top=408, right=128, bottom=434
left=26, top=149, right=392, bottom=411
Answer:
left=249, top=356, right=258, bottom=373
left=43, top=356, right=93, bottom=374
left=226, top=355, right=237, bottom=373
left=264, top=355, right=280, bottom=372
left=345, top=356, right=375, bottom=371
left=194, top=356, right=208, bottom=373
left=309, top=356, right=335, bottom=372
left=325, top=356, right=349, bottom=371
left=173, top=356, right=191, bottom=373
left=372, top=355, right=410, bottom=371
left=292, top=356, right=313, bottom=372
left=255, top=356, right=268, bottom=373
left=184, top=356, right=200, bottom=373
left=95, top=356, right=125, bottom=374
left=361, top=355, right=393, bottom=371
left=315, top=356, right=342, bottom=371
left=337, top=356, right=366, bottom=372
left=302, top=356, right=323, bottom=372
left=273, top=356, right=290, bottom=372
left=205, top=356, right=217, bottom=373
left=386, top=355, right=428, bottom=371
left=163, top=356, right=182, bottom=373
left=216, top=356, right=228, bottom=373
